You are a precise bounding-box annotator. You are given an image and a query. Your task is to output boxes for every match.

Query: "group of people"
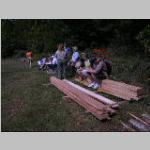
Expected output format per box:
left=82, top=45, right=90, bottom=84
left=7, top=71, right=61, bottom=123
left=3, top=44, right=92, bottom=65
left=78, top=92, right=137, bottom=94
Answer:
left=37, top=55, right=58, bottom=71
left=36, top=43, right=112, bottom=90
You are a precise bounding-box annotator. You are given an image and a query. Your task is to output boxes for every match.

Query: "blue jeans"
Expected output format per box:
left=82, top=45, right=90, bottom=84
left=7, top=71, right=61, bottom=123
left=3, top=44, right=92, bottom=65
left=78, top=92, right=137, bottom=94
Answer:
left=57, top=62, right=66, bottom=79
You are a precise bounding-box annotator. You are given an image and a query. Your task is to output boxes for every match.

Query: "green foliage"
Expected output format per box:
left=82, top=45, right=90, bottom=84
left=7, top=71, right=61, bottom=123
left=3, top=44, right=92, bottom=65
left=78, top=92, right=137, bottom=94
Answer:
left=1, top=20, right=69, bottom=58
left=1, top=19, right=150, bottom=58
left=137, top=24, right=150, bottom=54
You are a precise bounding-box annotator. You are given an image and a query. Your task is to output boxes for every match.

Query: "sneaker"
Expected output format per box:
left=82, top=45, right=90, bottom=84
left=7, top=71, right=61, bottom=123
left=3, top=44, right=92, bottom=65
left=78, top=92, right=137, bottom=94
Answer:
left=88, top=82, right=95, bottom=88
left=93, top=83, right=100, bottom=90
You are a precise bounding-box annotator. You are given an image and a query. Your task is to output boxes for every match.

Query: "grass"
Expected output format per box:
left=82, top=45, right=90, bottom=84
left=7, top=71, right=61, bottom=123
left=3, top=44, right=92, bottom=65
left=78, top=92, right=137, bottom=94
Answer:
left=1, top=58, right=150, bottom=131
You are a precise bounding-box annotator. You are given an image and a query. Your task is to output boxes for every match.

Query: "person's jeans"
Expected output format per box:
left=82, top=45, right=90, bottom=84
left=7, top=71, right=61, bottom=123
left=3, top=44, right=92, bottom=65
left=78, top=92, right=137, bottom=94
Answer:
left=47, top=64, right=57, bottom=70
left=57, top=62, right=66, bottom=79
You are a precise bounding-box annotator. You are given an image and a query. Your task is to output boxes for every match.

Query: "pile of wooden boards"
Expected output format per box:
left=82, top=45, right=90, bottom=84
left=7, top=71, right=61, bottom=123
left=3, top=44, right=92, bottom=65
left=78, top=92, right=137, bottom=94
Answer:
left=75, top=78, right=145, bottom=101
left=50, top=76, right=119, bottom=120
left=121, top=113, right=150, bottom=132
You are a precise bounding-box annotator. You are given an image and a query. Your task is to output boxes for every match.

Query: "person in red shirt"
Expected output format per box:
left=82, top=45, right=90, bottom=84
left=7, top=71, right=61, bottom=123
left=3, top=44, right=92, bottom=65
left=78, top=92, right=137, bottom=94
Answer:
left=26, top=50, right=33, bottom=68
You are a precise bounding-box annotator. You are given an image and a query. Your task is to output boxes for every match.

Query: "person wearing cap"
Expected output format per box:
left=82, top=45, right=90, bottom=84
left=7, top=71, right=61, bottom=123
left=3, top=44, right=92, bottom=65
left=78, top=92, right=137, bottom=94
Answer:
left=87, top=57, right=108, bottom=90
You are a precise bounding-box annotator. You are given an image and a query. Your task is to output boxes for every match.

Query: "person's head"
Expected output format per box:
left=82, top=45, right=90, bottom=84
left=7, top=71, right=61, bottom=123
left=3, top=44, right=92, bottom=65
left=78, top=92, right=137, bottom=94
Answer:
left=58, top=43, right=64, bottom=51
left=81, top=53, right=88, bottom=60
left=27, top=50, right=31, bottom=53
left=72, top=46, right=78, bottom=52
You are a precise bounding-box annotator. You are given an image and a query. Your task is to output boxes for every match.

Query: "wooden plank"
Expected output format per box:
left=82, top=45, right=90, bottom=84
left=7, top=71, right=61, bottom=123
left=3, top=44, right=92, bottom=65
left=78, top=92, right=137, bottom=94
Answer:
left=78, top=79, right=142, bottom=100
left=74, top=79, right=120, bottom=105
left=62, top=80, right=115, bottom=114
left=129, top=113, right=150, bottom=127
left=120, top=121, right=135, bottom=131
left=50, top=77, right=110, bottom=120
left=76, top=78, right=132, bottom=100
left=101, top=82, right=144, bottom=97
left=102, top=79, right=142, bottom=91
left=75, top=78, right=143, bottom=100
left=99, top=86, right=139, bottom=100
left=142, top=114, right=150, bottom=124
left=129, top=119, right=150, bottom=131
left=101, top=83, right=139, bottom=96
left=51, top=77, right=116, bottom=117
left=64, top=79, right=117, bottom=106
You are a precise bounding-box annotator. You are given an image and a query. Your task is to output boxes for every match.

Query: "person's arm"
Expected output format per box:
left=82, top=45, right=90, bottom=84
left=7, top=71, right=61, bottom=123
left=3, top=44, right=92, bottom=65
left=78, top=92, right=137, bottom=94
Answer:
left=94, top=62, right=103, bottom=73
left=87, top=62, right=103, bottom=74
left=87, top=68, right=96, bottom=73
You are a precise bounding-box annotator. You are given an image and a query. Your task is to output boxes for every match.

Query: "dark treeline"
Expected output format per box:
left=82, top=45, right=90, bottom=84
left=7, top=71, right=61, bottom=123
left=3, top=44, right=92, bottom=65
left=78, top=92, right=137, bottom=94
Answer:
left=1, top=19, right=150, bottom=58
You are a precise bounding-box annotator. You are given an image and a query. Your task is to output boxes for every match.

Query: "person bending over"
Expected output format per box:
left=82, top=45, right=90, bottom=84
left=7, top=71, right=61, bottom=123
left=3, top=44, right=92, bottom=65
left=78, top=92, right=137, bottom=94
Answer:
left=87, top=58, right=109, bottom=90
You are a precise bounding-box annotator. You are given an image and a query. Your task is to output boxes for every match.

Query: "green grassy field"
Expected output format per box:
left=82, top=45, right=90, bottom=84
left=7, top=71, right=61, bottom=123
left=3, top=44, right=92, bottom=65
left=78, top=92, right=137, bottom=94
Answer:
left=1, top=58, right=150, bottom=131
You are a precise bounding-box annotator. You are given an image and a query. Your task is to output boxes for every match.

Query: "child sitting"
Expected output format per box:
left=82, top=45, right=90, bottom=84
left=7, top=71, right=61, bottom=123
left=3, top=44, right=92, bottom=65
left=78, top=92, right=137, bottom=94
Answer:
left=46, top=55, right=58, bottom=71
left=76, top=53, right=91, bottom=80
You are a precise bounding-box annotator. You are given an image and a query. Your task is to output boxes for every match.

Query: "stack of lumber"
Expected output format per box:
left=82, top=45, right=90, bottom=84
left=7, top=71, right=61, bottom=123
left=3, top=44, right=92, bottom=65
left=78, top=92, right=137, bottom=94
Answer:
left=75, top=78, right=145, bottom=101
left=121, top=113, right=150, bottom=132
left=50, top=76, right=118, bottom=120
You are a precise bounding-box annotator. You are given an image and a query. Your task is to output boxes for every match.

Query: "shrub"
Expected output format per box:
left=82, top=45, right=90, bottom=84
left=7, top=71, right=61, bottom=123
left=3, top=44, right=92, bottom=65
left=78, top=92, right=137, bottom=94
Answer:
left=137, top=25, right=150, bottom=55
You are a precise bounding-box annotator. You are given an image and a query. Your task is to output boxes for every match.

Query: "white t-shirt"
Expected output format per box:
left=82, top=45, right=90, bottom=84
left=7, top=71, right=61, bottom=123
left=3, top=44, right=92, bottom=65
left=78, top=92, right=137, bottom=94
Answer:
left=52, top=57, right=58, bottom=65
left=72, top=51, right=79, bottom=62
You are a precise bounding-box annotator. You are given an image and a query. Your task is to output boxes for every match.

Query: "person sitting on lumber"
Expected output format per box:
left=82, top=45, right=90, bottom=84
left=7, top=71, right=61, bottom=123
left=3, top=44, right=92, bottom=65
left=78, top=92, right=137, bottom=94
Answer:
left=76, top=53, right=91, bottom=80
left=67, top=46, right=80, bottom=76
left=87, top=57, right=111, bottom=89
left=45, top=55, right=58, bottom=71
left=70, top=46, right=80, bottom=66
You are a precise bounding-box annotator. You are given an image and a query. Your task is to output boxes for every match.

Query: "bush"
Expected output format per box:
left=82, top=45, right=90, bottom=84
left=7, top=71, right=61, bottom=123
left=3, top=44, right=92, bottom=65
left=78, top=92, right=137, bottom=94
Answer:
left=137, top=25, right=150, bottom=55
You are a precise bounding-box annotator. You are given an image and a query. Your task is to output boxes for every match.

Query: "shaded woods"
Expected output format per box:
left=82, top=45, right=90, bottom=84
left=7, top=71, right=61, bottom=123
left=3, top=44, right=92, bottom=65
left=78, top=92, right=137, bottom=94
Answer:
left=1, top=19, right=150, bottom=58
